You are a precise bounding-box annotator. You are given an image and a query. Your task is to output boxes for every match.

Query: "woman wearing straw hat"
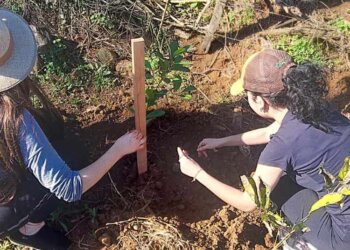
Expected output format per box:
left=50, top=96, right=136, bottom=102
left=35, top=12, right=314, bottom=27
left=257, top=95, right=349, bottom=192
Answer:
left=178, top=49, right=350, bottom=249
left=0, top=8, right=146, bottom=249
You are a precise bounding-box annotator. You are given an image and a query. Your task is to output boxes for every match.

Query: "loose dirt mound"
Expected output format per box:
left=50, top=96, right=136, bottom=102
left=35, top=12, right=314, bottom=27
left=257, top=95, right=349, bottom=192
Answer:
left=1, top=1, right=348, bottom=249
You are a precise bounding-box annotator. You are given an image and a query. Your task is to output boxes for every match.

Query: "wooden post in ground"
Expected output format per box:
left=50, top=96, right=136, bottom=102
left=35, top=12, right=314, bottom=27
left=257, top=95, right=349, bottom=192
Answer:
left=132, top=38, right=147, bottom=175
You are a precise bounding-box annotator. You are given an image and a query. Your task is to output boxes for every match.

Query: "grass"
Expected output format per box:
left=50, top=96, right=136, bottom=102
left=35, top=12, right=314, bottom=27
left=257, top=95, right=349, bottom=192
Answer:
left=274, top=35, right=329, bottom=66
left=330, top=17, right=350, bottom=34
left=227, top=0, right=256, bottom=28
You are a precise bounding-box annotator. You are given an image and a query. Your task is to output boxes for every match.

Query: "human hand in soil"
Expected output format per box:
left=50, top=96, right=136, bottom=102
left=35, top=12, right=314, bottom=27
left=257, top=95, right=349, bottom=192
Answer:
left=114, top=130, right=146, bottom=156
left=197, top=138, right=223, bottom=157
left=177, top=147, right=203, bottom=178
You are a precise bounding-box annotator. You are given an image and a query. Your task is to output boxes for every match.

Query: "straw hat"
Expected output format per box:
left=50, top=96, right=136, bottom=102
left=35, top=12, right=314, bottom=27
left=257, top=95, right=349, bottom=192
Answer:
left=0, top=8, right=37, bottom=92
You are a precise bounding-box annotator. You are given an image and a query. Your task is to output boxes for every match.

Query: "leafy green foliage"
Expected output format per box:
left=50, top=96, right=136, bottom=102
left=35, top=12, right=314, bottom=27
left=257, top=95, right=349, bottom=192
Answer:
left=49, top=203, right=99, bottom=233
left=274, top=35, right=328, bottom=66
left=243, top=155, right=350, bottom=249
left=308, top=157, right=350, bottom=215
left=90, top=12, right=114, bottom=29
left=37, top=38, right=115, bottom=93
left=330, top=18, right=350, bottom=34
left=338, top=157, right=350, bottom=183
left=240, top=175, right=289, bottom=237
left=240, top=175, right=260, bottom=206
left=145, top=41, right=195, bottom=122
left=40, top=39, right=70, bottom=76
left=227, top=1, right=255, bottom=28
left=309, top=193, right=343, bottom=215
left=88, top=63, right=115, bottom=90
left=239, top=8, right=255, bottom=26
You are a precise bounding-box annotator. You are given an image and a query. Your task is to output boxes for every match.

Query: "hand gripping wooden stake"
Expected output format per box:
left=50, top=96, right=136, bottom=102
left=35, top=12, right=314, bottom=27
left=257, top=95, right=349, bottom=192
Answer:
left=132, top=38, right=147, bottom=174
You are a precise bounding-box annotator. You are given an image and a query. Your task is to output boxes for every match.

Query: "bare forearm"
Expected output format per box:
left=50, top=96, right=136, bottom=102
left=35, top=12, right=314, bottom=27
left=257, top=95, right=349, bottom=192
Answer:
left=221, top=127, right=270, bottom=147
left=196, top=171, right=256, bottom=211
left=79, top=143, right=122, bottom=193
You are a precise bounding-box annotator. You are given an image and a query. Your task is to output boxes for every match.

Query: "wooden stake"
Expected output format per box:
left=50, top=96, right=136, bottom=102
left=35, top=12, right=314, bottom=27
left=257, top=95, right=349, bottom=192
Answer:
left=132, top=38, right=147, bottom=174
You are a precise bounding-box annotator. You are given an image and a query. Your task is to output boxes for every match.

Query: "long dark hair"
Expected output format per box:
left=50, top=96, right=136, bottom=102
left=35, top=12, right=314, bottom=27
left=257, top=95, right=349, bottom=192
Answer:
left=0, top=77, right=63, bottom=205
left=256, top=63, right=330, bottom=132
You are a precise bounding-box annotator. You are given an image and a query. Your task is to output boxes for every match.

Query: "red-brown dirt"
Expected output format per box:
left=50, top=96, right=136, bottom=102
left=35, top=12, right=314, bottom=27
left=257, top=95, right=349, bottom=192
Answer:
left=7, top=1, right=347, bottom=249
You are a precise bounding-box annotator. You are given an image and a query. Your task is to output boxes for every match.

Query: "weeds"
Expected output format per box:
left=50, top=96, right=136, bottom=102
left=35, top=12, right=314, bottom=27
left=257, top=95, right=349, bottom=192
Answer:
left=90, top=12, right=114, bottom=30
left=49, top=203, right=99, bottom=233
left=40, top=39, right=70, bottom=77
left=88, top=63, right=116, bottom=90
left=37, top=38, right=115, bottom=93
left=227, top=0, right=255, bottom=28
left=274, top=35, right=328, bottom=66
left=330, top=17, right=350, bottom=34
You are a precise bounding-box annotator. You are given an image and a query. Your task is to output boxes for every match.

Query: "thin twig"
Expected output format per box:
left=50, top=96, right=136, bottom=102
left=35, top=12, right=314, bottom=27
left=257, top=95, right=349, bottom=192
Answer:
left=108, top=172, right=129, bottom=207
left=157, top=0, right=171, bottom=40
left=195, top=0, right=211, bottom=27
left=196, top=86, right=214, bottom=104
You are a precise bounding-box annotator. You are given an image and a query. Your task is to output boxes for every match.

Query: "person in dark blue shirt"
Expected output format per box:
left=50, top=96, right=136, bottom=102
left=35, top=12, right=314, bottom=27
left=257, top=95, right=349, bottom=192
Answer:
left=178, top=49, right=350, bottom=249
left=0, top=8, right=145, bottom=249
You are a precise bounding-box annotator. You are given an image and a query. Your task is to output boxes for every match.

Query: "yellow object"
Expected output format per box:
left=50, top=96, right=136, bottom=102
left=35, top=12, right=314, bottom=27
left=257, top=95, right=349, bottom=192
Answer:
left=230, top=51, right=260, bottom=96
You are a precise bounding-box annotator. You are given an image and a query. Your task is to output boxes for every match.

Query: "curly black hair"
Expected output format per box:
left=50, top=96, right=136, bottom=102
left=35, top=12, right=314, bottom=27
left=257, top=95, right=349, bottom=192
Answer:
left=264, top=63, right=331, bottom=133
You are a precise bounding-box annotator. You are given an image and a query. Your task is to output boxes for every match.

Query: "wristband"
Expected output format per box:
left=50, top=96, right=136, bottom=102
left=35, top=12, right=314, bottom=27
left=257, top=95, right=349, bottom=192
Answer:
left=192, top=169, right=203, bottom=182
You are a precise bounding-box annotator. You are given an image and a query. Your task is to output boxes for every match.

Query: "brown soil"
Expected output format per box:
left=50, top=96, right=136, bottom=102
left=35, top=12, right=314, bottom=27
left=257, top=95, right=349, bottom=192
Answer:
left=10, top=1, right=348, bottom=249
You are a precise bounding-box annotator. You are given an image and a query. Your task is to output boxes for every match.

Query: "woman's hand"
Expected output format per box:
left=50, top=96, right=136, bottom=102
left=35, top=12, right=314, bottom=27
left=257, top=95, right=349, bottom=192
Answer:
left=197, top=138, right=224, bottom=157
left=177, top=147, right=203, bottom=178
left=114, top=130, right=146, bottom=156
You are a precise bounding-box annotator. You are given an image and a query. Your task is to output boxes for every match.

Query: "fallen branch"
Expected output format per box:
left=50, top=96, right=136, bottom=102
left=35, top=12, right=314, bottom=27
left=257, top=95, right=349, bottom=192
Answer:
left=201, top=0, right=227, bottom=53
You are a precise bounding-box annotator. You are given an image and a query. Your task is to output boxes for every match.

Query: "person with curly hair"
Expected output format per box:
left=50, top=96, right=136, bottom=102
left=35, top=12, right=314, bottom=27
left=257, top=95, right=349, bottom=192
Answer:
left=178, top=49, right=350, bottom=249
left=0, top=8, right=145, bottom=249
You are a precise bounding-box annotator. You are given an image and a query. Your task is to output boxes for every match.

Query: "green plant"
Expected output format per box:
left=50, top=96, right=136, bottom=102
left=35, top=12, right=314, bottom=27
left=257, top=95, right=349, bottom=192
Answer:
left=49, top=203, right=99, bottom=232
left=40, top=39, right=69, bottom=77
left=242, top=156, right=350, bottom=249
left=239, top=8, right=255, bottom=26
left=274, top=35, right=328, bottom=66
left=3, top=0, right=23, bottom=14
left=84, top=204, right=98, bottom=222
left=227, top=1, right=255, bottom=27
left=88, top=62, right=115, bottom=90
left=49, top=206, right=71, bottom=232
left=330, top=18, right=350, bottom=34
left=90, top=12, right=114, bottom=29
left=38, top=38, right=82, bottom=93
left=37, top=38, right=115, bottom=93
left=240, top=176, right=290, bottom=238
left=144, top=41, right=195, bottom=123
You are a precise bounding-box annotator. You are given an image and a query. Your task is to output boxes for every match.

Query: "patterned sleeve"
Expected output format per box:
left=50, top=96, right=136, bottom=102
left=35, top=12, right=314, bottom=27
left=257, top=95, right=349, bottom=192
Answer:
left=18, top=110, right=82, bottom=202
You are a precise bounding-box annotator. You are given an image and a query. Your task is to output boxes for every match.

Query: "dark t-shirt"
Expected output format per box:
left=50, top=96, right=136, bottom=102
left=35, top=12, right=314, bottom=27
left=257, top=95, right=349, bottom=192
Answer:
left=259, top=109, right=350, bottom=239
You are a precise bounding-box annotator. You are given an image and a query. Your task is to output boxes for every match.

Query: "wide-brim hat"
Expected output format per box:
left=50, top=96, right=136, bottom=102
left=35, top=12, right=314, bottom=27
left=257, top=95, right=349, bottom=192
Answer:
left=0, top=8, right=37, bottom=92
left=230, top=49, right=295, bottom=96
